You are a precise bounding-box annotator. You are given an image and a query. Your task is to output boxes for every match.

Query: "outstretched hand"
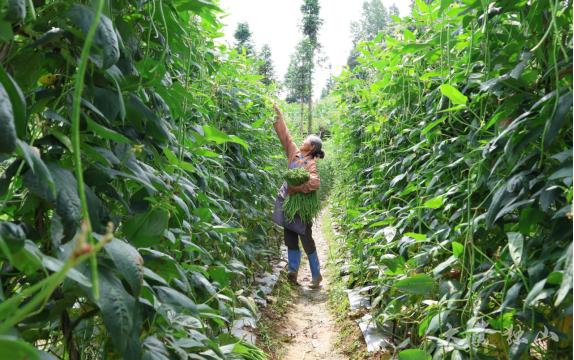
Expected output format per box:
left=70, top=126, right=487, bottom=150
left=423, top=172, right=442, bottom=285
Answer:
left=273, top=103, right=282, bottom=118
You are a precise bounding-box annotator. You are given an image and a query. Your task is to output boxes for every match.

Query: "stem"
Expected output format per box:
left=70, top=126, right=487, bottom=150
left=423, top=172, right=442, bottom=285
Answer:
left=0, top=227, right=113, bottom=333
left=70, top=0, right=106, bottom=300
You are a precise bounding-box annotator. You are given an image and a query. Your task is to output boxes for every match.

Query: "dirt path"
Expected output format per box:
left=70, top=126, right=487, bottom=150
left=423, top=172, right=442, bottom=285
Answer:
left=281, top=210, right=347, bottom=360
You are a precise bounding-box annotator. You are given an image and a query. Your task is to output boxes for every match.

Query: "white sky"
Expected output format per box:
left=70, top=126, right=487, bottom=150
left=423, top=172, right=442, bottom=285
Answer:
left=217, top=0, right=410, bottom=99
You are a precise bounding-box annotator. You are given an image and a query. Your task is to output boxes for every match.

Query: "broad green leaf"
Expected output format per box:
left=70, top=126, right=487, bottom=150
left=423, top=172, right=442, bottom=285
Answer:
left=0, top=221, right=26, bottom=255
left=251, top=118, right=265, bottom=128
left=555, top=243, right=572, bottom=306
left=0, top=66, right=26, bottom=138
left=394, top=274, right=435, bottom=295
left=193, top=148, right=220, bottom=158
left=507, top=232, right=524, bottom=266
left=91, top=269, right=139, bottom=355
left=68, top=5, right=119, bottom=69
left=404, top=29, right=415, bottom=42
left=0, top=336, right=39, bottom=360
left=86, top=116, right=132, bottom=144
left=433, top=256, right=457, bottom=276
left=405, top=232, right=426, bottom=241
left=0, top=82, right=17, bottom=153
left=42, top=255, right=92, bottom=287
left=501, top=283, right=522, bottom=310
left=49, top=165, right=82, bottom=232
left=154, top=286, right=197, bottom=313
left=211, top=225, right=244, bottom=233
left=439, top=84, right=468, bottom=105
left=12, top=240, right=43, bottom=275
left=546, top=271, right=563, bottom=285
left=208, top=266, right=230, bottom=288
left=123, top=208, right=169, bottom=247
left=543, top=92, right=573, bottom=146
left=451, top=241, right=464, bottom=258
left=203, top=125, right=249, bottom=150
left=422, top=195, right=444, bottom=209
left=142, top=336, right=171, bottom=360
left=104, top=237, right=144, bottom=295
left=16, top=141, right=56, bottom=200
left=525, top=279, right=547, bottom=306
left=398, top=349, right=431, bottom=360
left=421, top=116, right=447, bottom=135
left=548, top=165, right=572, bottom=180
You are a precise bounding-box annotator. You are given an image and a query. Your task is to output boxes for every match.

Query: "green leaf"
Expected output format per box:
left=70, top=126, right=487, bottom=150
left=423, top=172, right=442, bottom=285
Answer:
left=0, top=221, right=26, bottom=255
left=0, top=66, right=26, bottom=138
left=501, top=283, right=522, bottom=310
left=16, top=141, right=56, bottom=200
left=543, top=92, right=573, bottom=146
left=546, top=271, right=563, bottom=285
left=439, top=84, right=468, bottom=105
left=92, top=269, right=139, bottom=355
left=12, top=240, right=43, bottom=275
left=49, top=165, right=82, bottom=233
left=394, top=274, right=435, bottom=295
left=208, top=266, right=230, bottom=288
left=86, top=116, right=132, bottom=144
left=68, top=5, right=119, bottom=69
left=507, top=232, right=524, bottom=266
left=42, top=256, right=92, bottom=287
left=451, top=241, right=463, bottom=258
left=193, top=148, right=220, bottom=158
left=142, top=336, right=171, bottom=360
left=0, top=82, right=17, bottom=154
left=433, top=256, right=457, bottom=276
left=405, top=232, right=426, bottom=241
left=422, top=195, right=444, bottom=209
left=0, top=336, right=40, bottom=360
left=555, top=243, right=572, bottom=306
left=398, top=349, right=431, bottom=360
left=421, top=116, right=447, bottom=135
left=104, top=237, right=144, bottom=296
left=154, top=286, right=197, bottom=313
left=404, top=29, right=415, bottom=42
left=126, top=95, right=171, bottom=143
left=123, top=208, right=169, bottom=247
left=211, top=225, right=244, bottom=233
left=548, top=164, right=572, bottom=180
left=203, top=125, right=249, bottom=150
left=525, top=279, right=547, bottom=306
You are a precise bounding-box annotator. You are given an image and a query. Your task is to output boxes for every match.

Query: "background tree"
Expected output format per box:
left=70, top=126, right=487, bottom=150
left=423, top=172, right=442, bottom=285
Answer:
left=321, top=75, right=335, bottom=99
left=347, top=1, right=401, bottom=70
left=234, top=21, right=254, bottom=55
left=299, top=0, right=322, bottom=134
left=257, top=44, right=275, bottom=85
left=350, top=0, right=388, bottom=45
left=389, top=3, right=400, bottom=18
left=284, top=39, right=313, bottom=133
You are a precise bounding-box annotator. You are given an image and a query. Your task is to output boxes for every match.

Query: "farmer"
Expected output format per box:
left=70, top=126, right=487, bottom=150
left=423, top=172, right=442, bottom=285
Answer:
left=272, top=104, right=325, bottom=288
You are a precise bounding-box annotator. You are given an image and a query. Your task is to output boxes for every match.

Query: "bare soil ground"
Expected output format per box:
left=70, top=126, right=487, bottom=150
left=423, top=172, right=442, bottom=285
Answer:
left=280, top=211, right=347, bottom=360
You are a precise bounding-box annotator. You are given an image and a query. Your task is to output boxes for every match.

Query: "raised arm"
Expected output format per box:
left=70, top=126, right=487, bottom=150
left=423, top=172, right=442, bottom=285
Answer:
left=273, top=104, right=298, bottom=160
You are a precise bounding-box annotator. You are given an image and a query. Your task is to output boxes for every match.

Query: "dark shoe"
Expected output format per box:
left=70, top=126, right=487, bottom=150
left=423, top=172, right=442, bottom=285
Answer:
left=287, top=271, right=299, bottom=286
left=309, top=274, right=322, bottom=289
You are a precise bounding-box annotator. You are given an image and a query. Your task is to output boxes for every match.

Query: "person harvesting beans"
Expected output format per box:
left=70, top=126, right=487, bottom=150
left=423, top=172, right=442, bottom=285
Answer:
left=272, top=104, right=325, bottom=288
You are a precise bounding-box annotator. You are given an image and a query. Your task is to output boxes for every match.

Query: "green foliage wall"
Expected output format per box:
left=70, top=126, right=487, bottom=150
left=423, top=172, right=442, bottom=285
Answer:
left=332, top=0, right=573, bottom=358
left=0, top=0, right=280, bottom=358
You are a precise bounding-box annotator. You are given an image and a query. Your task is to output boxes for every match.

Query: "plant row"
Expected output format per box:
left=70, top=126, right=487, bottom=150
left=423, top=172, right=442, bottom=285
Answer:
left=0, top=0, right=281, bottom=359
left=331, top=0, right=572, bottom=359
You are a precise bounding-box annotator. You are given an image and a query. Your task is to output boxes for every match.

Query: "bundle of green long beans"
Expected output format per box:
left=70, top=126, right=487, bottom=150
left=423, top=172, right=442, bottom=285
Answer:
left=283, top=168, right=320, bottom=223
